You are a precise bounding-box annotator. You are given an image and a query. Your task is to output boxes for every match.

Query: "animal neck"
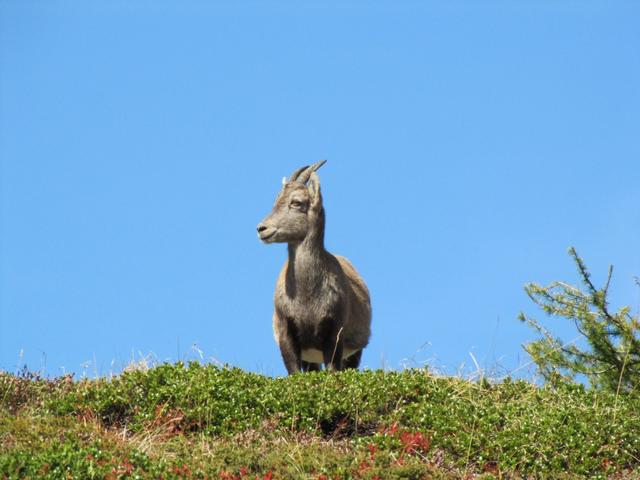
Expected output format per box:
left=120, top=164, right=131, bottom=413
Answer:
left=286, top=208, right=327, bottom=296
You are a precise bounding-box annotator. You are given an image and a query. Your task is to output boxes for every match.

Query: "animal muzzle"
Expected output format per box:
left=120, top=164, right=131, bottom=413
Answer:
left=257, top=223, right=277, bottom=243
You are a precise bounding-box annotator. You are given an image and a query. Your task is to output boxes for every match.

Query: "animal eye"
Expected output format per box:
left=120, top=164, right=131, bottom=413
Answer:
left=290, top=200, right=302, bottom=208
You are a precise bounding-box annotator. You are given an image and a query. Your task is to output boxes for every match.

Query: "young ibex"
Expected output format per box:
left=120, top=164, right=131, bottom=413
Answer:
left=257, top=161, right=372, bottom=374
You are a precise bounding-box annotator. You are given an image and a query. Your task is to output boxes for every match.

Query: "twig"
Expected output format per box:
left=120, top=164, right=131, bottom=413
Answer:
left=329, top=327, right=344, bottom=368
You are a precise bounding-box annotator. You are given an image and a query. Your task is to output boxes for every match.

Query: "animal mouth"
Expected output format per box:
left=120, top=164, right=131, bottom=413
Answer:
left=258, top=228, right=277, bottom=242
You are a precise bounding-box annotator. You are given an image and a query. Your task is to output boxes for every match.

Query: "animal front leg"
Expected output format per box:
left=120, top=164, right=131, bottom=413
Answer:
left=277, top=317, right=302, bottom=374
left=279, top=336, right=302, bottom=374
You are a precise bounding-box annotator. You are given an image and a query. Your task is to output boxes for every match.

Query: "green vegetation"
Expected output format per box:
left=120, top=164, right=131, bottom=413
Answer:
left=2, top=249, right=639, bottom=478
left=520, top=248, right=640, bottom=392
left=2, top=364, right=640, bottom=479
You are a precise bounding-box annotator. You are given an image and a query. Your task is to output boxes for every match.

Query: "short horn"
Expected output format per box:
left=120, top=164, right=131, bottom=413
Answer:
left=288, top=165, right=309, bottom=183
left=295, top=159, right=327, bottom=185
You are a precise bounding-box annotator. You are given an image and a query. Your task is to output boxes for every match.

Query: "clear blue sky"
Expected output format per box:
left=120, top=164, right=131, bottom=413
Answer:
left=1, top=1, right=639, bottom=378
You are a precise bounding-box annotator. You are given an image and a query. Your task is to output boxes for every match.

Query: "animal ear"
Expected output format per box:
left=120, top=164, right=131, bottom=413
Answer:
left=307, top=172, right=322, bottom=208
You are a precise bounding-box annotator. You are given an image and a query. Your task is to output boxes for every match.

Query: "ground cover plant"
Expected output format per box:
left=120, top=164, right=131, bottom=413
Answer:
left=3, top=249, right=639, bottom=479
left=2, top=364, right=640, bottom=479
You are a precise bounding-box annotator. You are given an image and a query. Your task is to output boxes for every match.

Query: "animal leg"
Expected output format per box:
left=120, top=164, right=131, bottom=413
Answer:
left=302, top=361, right=322, bottom=372
left=343, top=349, right=362, bottom=369
left=277, top=316, right=302, bottom=374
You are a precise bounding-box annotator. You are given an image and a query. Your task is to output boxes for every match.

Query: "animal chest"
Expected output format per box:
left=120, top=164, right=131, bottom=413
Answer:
left=277, top=281, right=344, bottom=324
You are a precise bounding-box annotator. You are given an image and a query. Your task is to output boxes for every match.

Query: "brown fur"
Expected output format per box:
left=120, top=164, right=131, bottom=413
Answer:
left=257, top=163, right=371, bottom=374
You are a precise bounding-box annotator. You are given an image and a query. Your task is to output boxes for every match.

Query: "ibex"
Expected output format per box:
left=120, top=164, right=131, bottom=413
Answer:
left=257, top=161, right=372, bottom=374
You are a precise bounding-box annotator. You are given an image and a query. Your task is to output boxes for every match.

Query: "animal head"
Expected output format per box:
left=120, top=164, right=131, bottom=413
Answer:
left=257, top=160, right=326, bottom=244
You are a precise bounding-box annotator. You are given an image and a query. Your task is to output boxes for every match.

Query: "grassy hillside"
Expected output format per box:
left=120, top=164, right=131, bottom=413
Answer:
left=2, top=363, right=640, bottom=479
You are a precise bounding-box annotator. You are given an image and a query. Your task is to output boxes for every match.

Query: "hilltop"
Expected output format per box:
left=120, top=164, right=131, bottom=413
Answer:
left=2, top=363, right=639, bottom=479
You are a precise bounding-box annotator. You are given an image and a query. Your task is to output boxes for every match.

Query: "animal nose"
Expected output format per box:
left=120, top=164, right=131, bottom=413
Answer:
left=257, top=224, right=267, bottom=233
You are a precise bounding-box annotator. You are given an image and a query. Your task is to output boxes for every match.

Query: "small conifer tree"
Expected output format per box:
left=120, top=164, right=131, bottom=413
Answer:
left=519, top=247, right=639, bottom=392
